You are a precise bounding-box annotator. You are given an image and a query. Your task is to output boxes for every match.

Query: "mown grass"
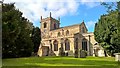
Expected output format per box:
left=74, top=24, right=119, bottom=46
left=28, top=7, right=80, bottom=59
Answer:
left=2, top=56, right=120, bottom=68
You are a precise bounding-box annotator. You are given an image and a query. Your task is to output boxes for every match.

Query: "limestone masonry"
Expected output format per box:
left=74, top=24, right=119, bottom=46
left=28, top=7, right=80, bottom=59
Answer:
left=37, top=12, right=105, bottom=57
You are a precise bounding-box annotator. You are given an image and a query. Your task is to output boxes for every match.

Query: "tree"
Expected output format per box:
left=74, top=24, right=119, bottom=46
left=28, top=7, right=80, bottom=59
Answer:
left=94, top=2, right=120, bottom=56
left=2, top=3, right=34, bottom=58
left=31, top=27, right=41, bottom=54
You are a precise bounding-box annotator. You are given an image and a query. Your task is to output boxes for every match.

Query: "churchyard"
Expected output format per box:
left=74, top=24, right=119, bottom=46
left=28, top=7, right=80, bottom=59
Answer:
left=2, top=56, right=120, bottom=68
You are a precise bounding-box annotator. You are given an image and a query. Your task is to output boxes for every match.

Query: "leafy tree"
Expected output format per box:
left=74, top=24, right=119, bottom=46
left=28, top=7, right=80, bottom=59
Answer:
left=31, top=27, right=41, bottom=54
left=2, top=3, right=34, bottom=58
left=94, top=2, right=120, bottom=56
left=101, top=2, right=116, bottom=13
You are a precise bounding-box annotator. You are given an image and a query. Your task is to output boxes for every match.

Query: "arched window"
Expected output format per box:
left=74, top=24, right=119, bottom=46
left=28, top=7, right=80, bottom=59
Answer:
left=54, top=23, right=56, bottom=29
left=66, top=30, right=69, bottom=35
left=65, top=39, right=70, bottom=50
left=82, top=38, right=87, bottom=51
left=58, top=32, right=61, bottom=36
left=53, top=40, right=58, bottom=51
left=44, top=22, right=47, bottom=28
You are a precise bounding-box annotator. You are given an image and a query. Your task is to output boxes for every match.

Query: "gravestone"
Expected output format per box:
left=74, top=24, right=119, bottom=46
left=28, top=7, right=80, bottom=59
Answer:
left=80, top=50, right=86, bottom=58
left=114, top=53, right=120, bottom=62
left=65, top=52, right=68, bottom=56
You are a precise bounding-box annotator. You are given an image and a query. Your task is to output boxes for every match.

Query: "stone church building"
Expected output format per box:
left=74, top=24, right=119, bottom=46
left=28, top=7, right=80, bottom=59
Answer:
left=37, top=12, right=105, bottom=57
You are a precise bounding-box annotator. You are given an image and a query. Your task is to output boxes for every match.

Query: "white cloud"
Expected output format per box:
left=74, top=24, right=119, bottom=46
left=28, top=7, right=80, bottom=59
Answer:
left=3, top=0, right=117, bottom=26
left=4, top=0, right=80, bottom=23
left=85, top=20, right=97, bottom=32
left=81, top=2, right=99, bottom=8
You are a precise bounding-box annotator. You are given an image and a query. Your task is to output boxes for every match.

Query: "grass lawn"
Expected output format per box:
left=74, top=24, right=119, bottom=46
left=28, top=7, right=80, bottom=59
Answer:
left=2, top=56, right=120, bottom=68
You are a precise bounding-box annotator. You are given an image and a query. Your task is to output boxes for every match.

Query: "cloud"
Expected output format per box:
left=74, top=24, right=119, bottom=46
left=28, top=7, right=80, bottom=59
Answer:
left=4, top=0, right=80, bottom=23
left=85, top=20, right=97, bottom=32
left=4, top=0, right=117, bottom=26
left=81, top=2, right=100, bottom=8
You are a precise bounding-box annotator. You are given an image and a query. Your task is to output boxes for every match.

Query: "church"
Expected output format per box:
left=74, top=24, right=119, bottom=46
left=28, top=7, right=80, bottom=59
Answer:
left=37, top=12, right=105, bottom=57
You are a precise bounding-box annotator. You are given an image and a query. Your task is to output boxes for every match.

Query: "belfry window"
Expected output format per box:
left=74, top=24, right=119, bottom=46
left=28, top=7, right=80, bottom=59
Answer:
left=44, top=22, right=47, bottom=28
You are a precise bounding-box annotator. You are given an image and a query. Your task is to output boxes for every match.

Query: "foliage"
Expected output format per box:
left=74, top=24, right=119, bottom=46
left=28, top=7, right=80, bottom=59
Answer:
left=74, top=49, right=78, bottom=58
left=58, top=44, right=65, bottom=56
left=2, top=3, right=34, bottom=58
left=94, top=2, right=120, bottom=56
left=80, top=50, right=87, bottom=58
left=31, top=27, right=41, bottom=54
left=101, top=2, right=116, bottom=12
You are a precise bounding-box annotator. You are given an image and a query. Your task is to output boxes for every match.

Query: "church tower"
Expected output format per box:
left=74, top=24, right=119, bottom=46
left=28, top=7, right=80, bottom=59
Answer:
left=40, top=12, right=60, bottom=39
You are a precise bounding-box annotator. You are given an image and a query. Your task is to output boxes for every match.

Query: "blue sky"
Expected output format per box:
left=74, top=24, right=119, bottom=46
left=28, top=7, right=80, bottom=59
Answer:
left=34, top=2, right=107, bottom=32
left=4, top=0, right=117, bottom=32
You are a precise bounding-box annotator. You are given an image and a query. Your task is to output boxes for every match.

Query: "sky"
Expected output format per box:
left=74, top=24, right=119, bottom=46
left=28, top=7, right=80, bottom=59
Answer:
left=3, top=0, right=119, bottom=32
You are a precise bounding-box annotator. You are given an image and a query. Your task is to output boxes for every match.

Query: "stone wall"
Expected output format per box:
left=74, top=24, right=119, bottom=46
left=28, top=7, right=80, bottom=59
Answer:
left=81, top=33, right=95, bottom=56
left=38, top=14, right=101, bottom=57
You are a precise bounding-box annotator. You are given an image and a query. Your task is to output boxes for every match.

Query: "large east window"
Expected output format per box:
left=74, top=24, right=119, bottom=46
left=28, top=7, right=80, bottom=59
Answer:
left=82, top=39, right=87, bottom=51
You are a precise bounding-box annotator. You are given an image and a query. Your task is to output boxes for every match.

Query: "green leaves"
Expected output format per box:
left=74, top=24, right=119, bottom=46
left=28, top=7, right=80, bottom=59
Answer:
left=94, top=2, right=120, bottom=56
left=2, top=3, right=34, bottom=58
left=31, top=27, right=41, bottom=53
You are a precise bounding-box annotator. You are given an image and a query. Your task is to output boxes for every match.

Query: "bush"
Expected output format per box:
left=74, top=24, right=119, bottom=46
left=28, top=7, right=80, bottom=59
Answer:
left=74, top=49, right=78, bottom=58
left=80, top=50, right=87, bottom=58
left=59, top=48, right=65, bottom=56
